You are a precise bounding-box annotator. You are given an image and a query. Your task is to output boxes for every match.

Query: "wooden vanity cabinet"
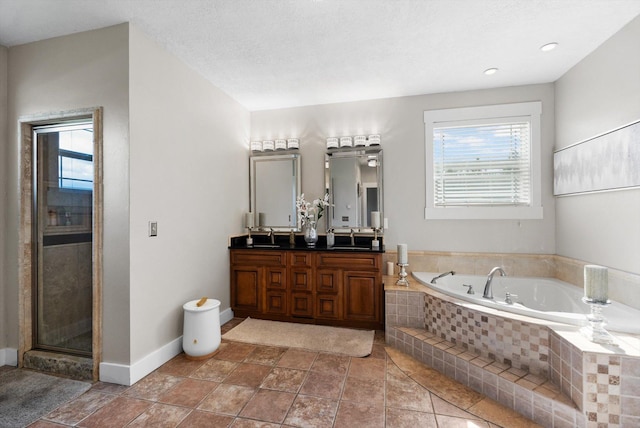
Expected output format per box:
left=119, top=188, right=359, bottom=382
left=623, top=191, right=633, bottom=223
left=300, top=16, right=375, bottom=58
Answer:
left=230, top=250, right=286, bottom=317
left=230, top=249, right=383, bottom=329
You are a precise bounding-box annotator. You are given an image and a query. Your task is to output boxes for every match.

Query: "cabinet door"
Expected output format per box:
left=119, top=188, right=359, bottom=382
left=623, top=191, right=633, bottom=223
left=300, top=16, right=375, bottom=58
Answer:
left=290, top=268, right=313, bottom=292
left=343, top=271, right=380, bottom=322
left=316, top=294, right=341, bottom=319
left=290, top=257, right=313, bottom=317
left=265, top=267, right=287, bottom=315
left=290, top=292, right=314, bottom=318
left=231, top=266, right=261, bottom=312
left=316, top=269, right=340, bottom=293
left=315, top=268, right=342, bottom=319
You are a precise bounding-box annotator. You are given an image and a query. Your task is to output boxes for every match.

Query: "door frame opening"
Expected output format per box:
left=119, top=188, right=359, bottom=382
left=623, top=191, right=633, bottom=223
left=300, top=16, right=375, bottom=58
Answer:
left=18, top=107, right=103, bottom=380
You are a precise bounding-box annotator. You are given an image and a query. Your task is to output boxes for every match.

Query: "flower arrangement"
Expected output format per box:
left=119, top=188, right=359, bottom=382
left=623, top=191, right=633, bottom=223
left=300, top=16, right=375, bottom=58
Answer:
left=296, top=193, right=330, bottom=226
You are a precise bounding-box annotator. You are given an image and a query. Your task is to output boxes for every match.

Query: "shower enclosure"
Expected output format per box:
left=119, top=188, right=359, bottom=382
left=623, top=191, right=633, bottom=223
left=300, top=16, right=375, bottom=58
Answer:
left=33, top=121, right=94, bottom=356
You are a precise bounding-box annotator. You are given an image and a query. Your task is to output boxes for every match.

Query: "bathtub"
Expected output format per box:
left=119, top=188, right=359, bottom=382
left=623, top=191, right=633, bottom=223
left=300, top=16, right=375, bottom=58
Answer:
left=412, top=271, right=640, bottom=335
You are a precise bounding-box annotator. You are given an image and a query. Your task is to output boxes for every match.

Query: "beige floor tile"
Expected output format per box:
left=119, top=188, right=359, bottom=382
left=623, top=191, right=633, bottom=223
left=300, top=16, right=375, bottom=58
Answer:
left=122, top=372, right=183, bottom=401
left=44, top=390, right=116, bottom=425
left=334, top=401, right=385, bottom=428
left=341, top=377, right=385, bottom=406
left=244, top=346, right=287, bottom=366
left=197, top=384, right=256, bottom=416
left=260, top=367, right=307, bottom=393
left=431, top=394, right=482, bottom=419
left=385, top=407, right=438, bottom=428
left=76, top=396, right=151, bottom=428
left=435, top=414, right=490, bottom=428
left=311, top=353, right=351, bottom=377
left=283, top=394, right=339, bottom=428
left=239, top=389, right=296, bottom=424
left=468, top=397, right=543, bottom=428
left=276, top=348, right=318, bottom=370
left=177, top=410, right=234, bottom=427
left=224, top=363, right=272, bottom=388
left=191, top=359, right=238, bottom=382
left=299, top=370, right=345, bottom=400
left=127, top=403, right=191, bottom=427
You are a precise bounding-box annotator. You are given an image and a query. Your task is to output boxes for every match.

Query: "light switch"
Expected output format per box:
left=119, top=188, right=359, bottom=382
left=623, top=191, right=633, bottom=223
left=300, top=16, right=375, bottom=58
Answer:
left=149, top=221, right=158, bottom=237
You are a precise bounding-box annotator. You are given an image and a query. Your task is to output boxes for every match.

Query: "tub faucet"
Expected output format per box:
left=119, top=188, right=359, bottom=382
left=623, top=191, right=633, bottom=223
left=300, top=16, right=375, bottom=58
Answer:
left=431, top=271, right=455, bottom=283
left=483, top=267, right=506, bottom=300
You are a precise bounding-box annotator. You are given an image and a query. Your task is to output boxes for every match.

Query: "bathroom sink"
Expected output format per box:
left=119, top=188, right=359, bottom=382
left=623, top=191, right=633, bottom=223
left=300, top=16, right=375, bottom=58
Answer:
left=252, top=244, right=281, bottom=248
left=330, top=246, right=371, bottom=251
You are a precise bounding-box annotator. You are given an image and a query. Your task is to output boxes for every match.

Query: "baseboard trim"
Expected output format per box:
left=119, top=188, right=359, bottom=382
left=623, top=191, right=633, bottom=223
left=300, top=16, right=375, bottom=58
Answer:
left=99, top=308, right=234, bottom=386
left=0, top=348, right=18, bottom=366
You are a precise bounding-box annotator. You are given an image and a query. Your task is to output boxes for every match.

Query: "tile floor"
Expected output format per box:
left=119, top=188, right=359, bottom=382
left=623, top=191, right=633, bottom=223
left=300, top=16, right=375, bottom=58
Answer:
left=25, top=318, right=540, bottom=427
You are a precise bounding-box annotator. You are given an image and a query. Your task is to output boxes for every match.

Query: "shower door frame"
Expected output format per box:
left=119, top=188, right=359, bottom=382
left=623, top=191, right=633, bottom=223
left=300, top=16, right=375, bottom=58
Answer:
left=18, top=107, right=103, bottom=381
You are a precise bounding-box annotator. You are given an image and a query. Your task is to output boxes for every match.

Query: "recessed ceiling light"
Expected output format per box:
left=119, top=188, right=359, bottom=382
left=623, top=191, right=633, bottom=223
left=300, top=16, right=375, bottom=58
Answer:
left=540, top=42, right=558, bottom=52
left=484, top=68, right=498, bottom=75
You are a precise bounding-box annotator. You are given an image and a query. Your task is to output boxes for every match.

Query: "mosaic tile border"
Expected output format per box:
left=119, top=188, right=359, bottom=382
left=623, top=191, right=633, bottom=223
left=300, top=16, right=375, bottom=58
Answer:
left=424, top=294, right=549, bottom=376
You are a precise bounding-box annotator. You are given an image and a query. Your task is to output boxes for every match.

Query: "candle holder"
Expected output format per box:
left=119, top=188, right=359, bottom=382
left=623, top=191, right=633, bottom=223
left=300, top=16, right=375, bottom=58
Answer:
left=246, top=227, right=253, bottom=247
left=371, top=228, right=380, bottom=250
left=396, top=263, right=409, bottom=286
left=580, top=297, right=615, bottom=345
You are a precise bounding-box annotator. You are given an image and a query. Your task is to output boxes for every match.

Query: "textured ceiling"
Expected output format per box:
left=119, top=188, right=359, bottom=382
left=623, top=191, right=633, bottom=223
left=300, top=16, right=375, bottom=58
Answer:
left=1, top=0, right=640, bottom=111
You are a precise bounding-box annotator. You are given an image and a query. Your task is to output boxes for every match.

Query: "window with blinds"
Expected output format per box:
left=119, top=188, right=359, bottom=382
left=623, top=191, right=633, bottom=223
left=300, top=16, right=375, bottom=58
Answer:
left=433, top=120, right=531, bottom=207
left=424, top=102, right=543, bottom=220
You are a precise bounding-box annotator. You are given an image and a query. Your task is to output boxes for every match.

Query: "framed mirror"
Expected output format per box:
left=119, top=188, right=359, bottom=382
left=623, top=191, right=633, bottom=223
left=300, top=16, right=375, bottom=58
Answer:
left=250, top=153, right=301, bottom=231
left=325, top=147, right=383, bottom=232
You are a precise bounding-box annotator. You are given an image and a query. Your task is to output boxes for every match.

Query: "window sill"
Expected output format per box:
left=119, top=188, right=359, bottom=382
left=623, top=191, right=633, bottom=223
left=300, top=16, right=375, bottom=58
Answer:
left=425, top=206, right=543, bottom=220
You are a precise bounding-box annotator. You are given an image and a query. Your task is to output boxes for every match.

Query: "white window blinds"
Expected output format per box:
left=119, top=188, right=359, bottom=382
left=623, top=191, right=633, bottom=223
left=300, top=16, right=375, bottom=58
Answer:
left=433, top=120, right=531, bottom=207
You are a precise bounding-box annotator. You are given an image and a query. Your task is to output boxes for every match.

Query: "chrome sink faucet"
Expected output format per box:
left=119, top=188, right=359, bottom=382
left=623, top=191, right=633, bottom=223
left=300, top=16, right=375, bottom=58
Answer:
left=269, top=228, right=275, bottom=245
left=350, top=229, right=356, bottom=246
left=483, top=267, right=506, bottom=299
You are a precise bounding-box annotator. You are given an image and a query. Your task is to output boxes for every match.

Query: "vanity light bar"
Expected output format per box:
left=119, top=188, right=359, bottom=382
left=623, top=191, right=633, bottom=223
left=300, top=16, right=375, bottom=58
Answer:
left=354, top=135, right=367, bottom=146
left=262, top=140, right=275, bottom=151
left=326, top=137, right=339, bottom=148
left=326, top=134, right=382, bottom=149
left=339, top=137, right=353, bottom=147
left=251, top=138, right=300, bottom=152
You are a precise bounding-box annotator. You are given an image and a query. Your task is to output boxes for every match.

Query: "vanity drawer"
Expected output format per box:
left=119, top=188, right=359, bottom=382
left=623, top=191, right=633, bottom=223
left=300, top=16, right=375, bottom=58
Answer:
left=316, top=252, right=380, bottom=270
left=231, top=250, right=285, bottom=266
left=289, top=252, right=313, bottom=267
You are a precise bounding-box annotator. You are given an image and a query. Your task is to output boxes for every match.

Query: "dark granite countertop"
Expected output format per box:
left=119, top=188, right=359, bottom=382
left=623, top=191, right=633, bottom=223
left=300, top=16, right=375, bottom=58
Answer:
left=228, top=233, right=385, bottom=253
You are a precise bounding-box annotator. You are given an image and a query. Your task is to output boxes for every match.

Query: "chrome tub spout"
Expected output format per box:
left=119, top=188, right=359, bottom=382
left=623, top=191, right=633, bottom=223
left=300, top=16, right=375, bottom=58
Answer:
left=483, top=267, right=506, bottom=299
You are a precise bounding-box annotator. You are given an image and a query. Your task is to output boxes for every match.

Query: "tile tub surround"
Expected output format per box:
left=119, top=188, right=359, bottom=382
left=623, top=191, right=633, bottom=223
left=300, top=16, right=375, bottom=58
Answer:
left=382, top=251, right=640, bottom=311
left=384, top=278, right=640, bottom=427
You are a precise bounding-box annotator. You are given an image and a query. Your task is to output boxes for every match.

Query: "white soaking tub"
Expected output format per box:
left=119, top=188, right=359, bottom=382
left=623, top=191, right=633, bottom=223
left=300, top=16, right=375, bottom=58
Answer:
left=412, top=271, right=640, bottom=334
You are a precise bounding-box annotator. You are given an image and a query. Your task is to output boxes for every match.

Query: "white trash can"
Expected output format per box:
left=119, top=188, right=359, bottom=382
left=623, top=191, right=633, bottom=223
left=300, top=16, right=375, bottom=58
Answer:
left=182, top=298, right=221, bottom=360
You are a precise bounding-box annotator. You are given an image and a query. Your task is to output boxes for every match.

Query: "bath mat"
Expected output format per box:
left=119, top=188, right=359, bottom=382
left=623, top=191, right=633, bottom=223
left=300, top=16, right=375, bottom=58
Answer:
left=0, top=368, right=91, bottom=428
left=222, top=318, right=374, bottom=357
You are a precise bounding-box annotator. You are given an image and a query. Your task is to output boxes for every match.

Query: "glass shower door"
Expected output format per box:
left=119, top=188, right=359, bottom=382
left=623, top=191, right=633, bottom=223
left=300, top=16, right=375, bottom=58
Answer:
left=34, top=122, right=94, bottom=356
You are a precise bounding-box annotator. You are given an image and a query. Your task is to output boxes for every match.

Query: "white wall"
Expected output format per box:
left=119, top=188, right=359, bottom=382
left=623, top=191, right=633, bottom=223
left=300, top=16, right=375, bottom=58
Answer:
left=555, top=15, right=640, bottom=274
left=251, top=84, right=556, bottom=254
left=128, top=27, right=249, bottom=363
left=6, top=24, right=131, bottom=364
left=0, top=45, right=8, bottom=356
